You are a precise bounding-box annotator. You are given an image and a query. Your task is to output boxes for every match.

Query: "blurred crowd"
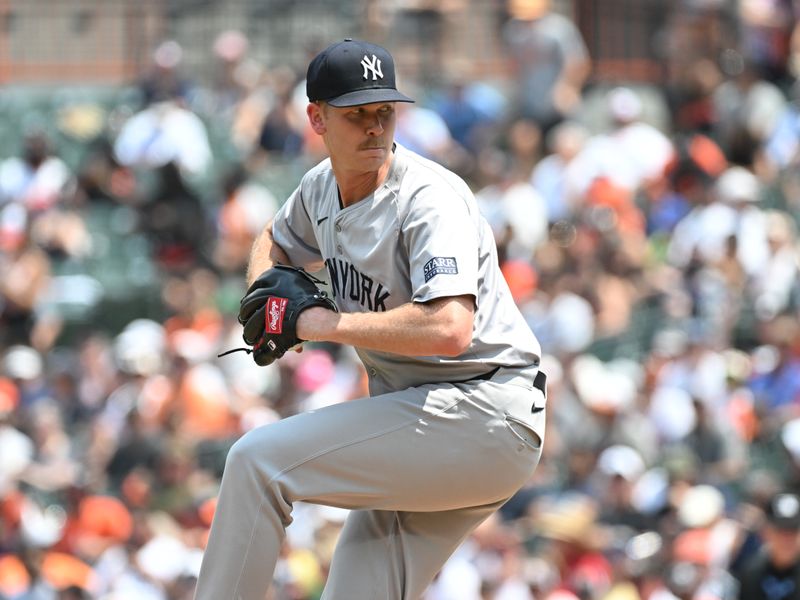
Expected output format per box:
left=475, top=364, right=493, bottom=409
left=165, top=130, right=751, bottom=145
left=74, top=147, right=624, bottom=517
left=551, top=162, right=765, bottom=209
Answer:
left=2, top=0, right=800, bottom=598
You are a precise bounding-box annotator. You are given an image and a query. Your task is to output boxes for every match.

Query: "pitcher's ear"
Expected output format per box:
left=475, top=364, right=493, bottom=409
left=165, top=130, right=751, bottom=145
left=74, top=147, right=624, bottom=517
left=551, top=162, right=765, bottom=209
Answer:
left=307, top=102, right=326, bottom=134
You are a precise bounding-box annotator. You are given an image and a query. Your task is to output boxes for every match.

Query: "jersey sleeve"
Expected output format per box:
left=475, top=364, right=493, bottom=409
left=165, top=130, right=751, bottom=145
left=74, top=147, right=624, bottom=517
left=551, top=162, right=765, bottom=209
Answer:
left=402, top=186, right=479, bottom=303
left=271, top=183, right=323, bottom=269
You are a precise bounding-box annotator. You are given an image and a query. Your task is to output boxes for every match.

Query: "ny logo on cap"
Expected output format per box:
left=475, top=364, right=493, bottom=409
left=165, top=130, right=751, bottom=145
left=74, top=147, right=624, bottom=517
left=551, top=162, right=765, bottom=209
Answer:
left=361, top=54, right=383, bottom=81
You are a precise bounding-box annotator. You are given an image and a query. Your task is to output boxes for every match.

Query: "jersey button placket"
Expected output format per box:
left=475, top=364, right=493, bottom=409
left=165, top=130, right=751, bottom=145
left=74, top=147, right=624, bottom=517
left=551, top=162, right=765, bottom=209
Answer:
left=334, top=222, right=343, bottom=253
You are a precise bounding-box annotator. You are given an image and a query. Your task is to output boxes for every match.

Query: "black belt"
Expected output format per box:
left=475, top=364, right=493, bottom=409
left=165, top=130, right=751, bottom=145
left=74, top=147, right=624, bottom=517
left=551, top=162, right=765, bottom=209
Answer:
left=449, top=366, right=501, bottom=385
left=451, top=367, right=547, bottom=414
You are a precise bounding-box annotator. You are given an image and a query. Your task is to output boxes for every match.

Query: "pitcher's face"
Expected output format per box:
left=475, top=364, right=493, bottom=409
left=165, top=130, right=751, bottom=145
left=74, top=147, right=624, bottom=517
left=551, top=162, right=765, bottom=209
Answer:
left=308, top=101, right=397, bottom=173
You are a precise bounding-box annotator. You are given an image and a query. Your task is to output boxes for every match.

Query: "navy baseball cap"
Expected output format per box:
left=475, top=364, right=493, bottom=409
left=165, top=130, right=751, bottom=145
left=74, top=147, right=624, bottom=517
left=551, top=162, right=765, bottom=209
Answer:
left=306, top=38, right=414, bottom=107
left=766, top=493, right=800, bottom=530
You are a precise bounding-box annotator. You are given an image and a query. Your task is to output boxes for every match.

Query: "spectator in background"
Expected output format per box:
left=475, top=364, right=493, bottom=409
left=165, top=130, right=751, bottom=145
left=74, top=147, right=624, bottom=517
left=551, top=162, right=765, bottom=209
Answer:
left=735, top=491, right=800, bottom=599
left=139, top=162, right=213, bottom=272
left=203, top=29, right=260, bottom=121
left=527, top=494, right=614, bottom=599
left=592, top=444, right=649, bottom=529
left=604, top=87, right=675, bottom=198
left=474, top=148, right=548, bottom=263
left=564, top=87, right=673, bottom=214
left=667, top=165, right=769, bottom=281
left=506, top=116, right=544, bottom=179
left=658, top=0, right=727, bottom=136
left=502, top=0, right=590, bottom=133
left=394, top=98, right=471, bottom=173
left=137, top=40, right=192, bottom=108
left=687, top=394, right=748, bottom=483
left=763, top=81, right=800, bottom=175
left=668, top=484, right=742, bottom=600
left=0, top=131, right=75, bottom=212
left=212, top=166, right=279, bottom=274
left=750, top=211, right=799, bottom=322
left=255, top=67, right=306, bottom=161
left=0, top=211, right=52, bottom=348
left=680, top=169, right=772, bottom=342
left=530, top=119, right=589, bottom=224
left=473, top=148, right=515, bottom=259
left=747, top=315, right=800, bottom=413
left=746, top=414, right=800, bottom=498
left=710, top=49, right=786, bottom=166
left=74, top=138, right=138, bottom=206
left=430, top=64, right=505, bottom=158
left=648, top=132, right=727, bottom=236
left=738, top=0, right=797, bottom=86
left=383, top=0, right=466, bottom=86
left=113, top=98, right=213, bottom=179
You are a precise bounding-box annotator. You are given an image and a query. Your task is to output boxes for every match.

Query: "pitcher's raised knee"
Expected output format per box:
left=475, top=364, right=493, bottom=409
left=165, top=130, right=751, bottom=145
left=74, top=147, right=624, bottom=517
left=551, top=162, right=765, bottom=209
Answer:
left=224, top=423, right=298, bottom=480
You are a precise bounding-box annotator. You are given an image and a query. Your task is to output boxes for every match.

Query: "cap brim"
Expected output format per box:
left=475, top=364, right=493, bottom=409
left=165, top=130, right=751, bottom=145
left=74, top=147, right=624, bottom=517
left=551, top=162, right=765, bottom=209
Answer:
left=327, top=88, right=414, bottom=107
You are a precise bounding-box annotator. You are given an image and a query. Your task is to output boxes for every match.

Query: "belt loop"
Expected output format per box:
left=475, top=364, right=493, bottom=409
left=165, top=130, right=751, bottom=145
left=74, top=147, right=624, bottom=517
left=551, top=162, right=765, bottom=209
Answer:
left=532, top=370, right=547, bottom=413
left=534, top=371, right=547, bottom=399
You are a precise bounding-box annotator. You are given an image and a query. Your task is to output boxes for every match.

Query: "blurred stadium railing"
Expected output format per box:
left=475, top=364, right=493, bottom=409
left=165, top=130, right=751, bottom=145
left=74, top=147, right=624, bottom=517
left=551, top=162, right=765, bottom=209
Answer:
left=0, top=0, right=688, bottom=87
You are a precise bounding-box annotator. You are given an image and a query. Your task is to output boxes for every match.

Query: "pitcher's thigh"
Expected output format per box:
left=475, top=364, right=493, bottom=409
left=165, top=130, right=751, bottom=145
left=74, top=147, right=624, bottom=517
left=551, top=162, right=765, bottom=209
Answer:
left=229, top=382, right=538, bottom=513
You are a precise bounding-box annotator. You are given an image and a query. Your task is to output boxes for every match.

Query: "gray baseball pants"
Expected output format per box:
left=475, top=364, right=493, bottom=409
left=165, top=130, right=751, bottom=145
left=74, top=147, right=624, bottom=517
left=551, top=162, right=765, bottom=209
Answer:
left=193, top=366, right=546, bottom=600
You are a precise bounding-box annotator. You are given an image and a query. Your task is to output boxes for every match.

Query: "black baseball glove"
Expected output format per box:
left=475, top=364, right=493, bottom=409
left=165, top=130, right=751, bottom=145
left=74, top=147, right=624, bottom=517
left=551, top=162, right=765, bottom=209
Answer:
left=220, top=265, right=338, bottom=366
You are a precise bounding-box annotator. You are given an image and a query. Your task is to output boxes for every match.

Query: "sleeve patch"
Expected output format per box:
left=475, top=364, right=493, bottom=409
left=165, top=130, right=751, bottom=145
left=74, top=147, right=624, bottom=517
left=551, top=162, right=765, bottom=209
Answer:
left=423, top=257, right=458, bottom=282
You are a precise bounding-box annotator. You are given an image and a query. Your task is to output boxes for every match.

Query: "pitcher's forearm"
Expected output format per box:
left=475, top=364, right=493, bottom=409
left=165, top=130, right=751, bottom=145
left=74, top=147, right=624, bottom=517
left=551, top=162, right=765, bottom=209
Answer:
left=246, top=221, right=290, bottom=285
left=297, top=296, right=474, bottom=357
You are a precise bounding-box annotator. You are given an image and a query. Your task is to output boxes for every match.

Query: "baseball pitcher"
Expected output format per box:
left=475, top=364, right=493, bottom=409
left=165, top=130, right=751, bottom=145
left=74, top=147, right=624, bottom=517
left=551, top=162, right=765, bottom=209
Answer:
left=195, top=38, right=547, bottom=600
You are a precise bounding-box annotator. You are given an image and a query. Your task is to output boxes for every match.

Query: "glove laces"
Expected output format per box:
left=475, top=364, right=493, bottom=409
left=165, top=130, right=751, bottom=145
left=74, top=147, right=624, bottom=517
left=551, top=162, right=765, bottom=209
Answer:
left=217, top=347, right=253, bottom=358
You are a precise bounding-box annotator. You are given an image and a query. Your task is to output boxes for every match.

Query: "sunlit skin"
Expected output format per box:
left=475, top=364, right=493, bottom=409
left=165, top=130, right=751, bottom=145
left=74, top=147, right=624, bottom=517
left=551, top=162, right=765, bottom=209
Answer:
left=307, top=101, right=397, bottom=206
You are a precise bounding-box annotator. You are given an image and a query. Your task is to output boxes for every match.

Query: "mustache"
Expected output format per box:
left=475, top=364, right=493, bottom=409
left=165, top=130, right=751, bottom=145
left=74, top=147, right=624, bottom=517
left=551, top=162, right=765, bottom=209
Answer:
left=358, top=141, right=387, bottom=150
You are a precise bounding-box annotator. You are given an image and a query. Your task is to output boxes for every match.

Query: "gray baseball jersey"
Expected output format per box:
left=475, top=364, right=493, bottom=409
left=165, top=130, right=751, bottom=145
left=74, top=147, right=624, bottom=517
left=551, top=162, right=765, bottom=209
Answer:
left=272, top=143, right=541, bottom=395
